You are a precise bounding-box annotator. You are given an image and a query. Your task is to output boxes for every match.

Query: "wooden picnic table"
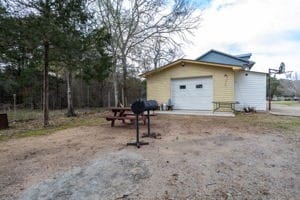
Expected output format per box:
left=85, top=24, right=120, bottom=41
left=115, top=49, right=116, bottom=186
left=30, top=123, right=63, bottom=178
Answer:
left=212, top=101, right=239, bottom=112
left=110, top=107, right=132, bottom=116
left=106, top=107, right=147, bottom=127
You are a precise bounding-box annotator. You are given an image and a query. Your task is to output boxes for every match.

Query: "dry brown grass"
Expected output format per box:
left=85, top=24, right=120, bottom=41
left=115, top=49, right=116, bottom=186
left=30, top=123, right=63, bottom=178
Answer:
left=0, top=108, right=107, bottom=140
left=1, top=110, right=299, bottom=141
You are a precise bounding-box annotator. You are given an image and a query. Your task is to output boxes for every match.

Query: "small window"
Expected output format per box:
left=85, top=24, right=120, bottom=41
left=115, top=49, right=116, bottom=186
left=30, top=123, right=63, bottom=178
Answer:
left=179, top=85, right=186, bottom=89
left=196, top=84, right=203, bottom=89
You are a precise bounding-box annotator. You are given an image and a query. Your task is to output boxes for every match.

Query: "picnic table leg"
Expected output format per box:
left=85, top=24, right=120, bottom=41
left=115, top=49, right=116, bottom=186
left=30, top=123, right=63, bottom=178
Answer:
left=213, top=103, right=219, bottom=113
left=231, top=103, right=237, bottom=113
left=119, top=110, right=126, bottom=124
left=111, top=119, right=115, bottom=127
left=113, top=111, right=117, bottom=117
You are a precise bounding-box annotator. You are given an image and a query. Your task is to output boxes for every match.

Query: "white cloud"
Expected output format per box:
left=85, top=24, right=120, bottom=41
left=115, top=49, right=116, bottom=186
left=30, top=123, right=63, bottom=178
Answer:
left=182, top=0, right=300, bottom=74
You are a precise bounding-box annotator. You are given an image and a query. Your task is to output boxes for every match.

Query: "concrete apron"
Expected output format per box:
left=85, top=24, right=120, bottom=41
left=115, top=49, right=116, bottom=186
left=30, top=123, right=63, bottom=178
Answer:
left=155, top=110, right=235, bottom=117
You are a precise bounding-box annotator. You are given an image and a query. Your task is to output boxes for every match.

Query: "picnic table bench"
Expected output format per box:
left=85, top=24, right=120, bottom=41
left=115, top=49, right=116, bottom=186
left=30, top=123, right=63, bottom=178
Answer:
left=105, top=107, right=149, bottom=127
left=212, top=101, right=239, bottom=112
left=106, top=115, right=139, bottom=127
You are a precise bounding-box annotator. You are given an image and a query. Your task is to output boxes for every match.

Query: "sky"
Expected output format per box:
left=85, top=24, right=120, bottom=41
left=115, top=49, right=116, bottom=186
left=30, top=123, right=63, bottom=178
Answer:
left=182, top=0, right=300, bottom=76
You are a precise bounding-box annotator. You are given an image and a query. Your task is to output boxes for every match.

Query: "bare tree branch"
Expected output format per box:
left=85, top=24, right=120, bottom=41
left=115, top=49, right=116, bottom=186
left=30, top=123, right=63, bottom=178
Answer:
left=96, top=0, right=201, bottom=103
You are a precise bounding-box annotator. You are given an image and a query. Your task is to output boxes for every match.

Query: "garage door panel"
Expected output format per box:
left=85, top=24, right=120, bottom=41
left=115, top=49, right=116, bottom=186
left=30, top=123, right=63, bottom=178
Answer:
left=171, top=77, right=213, bottom=110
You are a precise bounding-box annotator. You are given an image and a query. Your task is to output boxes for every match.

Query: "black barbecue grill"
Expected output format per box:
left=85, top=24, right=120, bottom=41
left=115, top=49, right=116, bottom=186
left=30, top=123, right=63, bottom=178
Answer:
left=127, top=99, right=158, bottom=148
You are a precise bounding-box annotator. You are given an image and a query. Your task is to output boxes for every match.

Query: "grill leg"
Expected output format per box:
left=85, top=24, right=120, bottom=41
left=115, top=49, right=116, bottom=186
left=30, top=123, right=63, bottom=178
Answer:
left=127, top=114, right=149, bottom=148
left=142, top=110, right=161, bottom=139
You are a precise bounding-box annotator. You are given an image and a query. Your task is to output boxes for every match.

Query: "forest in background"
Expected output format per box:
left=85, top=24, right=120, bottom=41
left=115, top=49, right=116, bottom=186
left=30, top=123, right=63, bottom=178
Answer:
left=0, top=0, right=200, bottom=125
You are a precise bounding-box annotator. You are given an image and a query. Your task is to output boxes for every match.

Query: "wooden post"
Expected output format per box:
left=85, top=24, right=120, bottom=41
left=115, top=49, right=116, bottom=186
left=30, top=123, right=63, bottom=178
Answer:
left=13, top=94, right=16, bottom=122
left=268, top=69, right=271, bottom=111
left=87, top=85, right=90, bottom=107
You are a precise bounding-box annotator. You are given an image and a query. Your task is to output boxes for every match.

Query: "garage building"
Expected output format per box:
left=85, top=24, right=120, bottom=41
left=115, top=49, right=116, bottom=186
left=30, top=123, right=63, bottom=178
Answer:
left=141, top=50, right=267, bottom=111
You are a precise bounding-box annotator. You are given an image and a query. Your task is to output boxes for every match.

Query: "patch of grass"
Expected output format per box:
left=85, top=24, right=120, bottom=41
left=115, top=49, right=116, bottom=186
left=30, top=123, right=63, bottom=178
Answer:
left=0, top=108, right=107, bottom=141
left=237, top=113, right=300, bottom=132
left=272, top=101, right=300, bottom=106
left=5, top=109, right=42, bottom=122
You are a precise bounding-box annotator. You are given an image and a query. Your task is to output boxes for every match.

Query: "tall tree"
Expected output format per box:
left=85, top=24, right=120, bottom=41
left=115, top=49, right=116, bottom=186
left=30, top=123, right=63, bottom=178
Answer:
left=0, top=3, right=43, bottom=108
left=51, top=0, right=91, bottom=116
left=78, top=27, right=112, bottom=107
left=5, top=0, right=93, bottom=118
left=4, top=0, right=62, bottom=125
left=132, top=35, right=184, bottom=72
left=81, top=28, right=112, bottom=84
left=97, top=0, right=201, bottom=105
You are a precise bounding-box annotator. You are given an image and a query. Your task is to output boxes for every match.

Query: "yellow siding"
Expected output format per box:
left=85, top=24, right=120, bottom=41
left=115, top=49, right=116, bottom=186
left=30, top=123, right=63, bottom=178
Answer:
left=146, top=62, right=235, bottom=105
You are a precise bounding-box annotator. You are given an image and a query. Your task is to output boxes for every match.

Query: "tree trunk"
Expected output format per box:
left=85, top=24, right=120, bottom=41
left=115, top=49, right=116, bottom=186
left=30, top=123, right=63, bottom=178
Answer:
left=112, top=60, right=119, bottom=106
left=55, top=70, right=60, bottom=110
left=99, top=82, right=104, bottom=107
left=108, top=90, right=111, bottom=107
left=121, top=55, right=127, bottom=106
left=66, top=70, right=76, bottom=117
left=43, top=40, right=49, bottom=126
left=87, top=85, right=90, bottom=107
left=111, top=55, right=119, bottom=107
left=113, top=76, right=118, bottom=106
left=79, top=69, right=83, bottom=108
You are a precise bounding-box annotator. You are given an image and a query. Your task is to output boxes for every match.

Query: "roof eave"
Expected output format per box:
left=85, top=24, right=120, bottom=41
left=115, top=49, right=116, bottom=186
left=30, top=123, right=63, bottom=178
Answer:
left=196, top=49, right=254, bottom=64
left=139, top=59, right=242, bottom=78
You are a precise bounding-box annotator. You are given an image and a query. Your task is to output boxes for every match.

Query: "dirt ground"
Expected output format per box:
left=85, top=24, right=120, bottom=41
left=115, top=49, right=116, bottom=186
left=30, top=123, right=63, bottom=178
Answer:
left=0, top=114, right=299, bottom=200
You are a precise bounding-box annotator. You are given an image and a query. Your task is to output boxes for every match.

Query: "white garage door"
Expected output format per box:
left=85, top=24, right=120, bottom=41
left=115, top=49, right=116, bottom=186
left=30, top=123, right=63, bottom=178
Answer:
left=171, top=77, right=213, bottom=110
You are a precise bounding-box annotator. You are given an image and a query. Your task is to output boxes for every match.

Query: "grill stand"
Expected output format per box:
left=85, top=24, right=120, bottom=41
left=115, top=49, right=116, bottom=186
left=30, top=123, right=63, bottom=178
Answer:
left=127, top=114, right=149, bottom=148
left=142, top=110, right=161, bottom=139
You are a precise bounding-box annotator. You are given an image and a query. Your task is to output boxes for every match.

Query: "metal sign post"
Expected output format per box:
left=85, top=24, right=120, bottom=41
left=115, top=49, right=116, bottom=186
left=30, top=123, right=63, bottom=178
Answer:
left=268, top=68, right=277, bottom=111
